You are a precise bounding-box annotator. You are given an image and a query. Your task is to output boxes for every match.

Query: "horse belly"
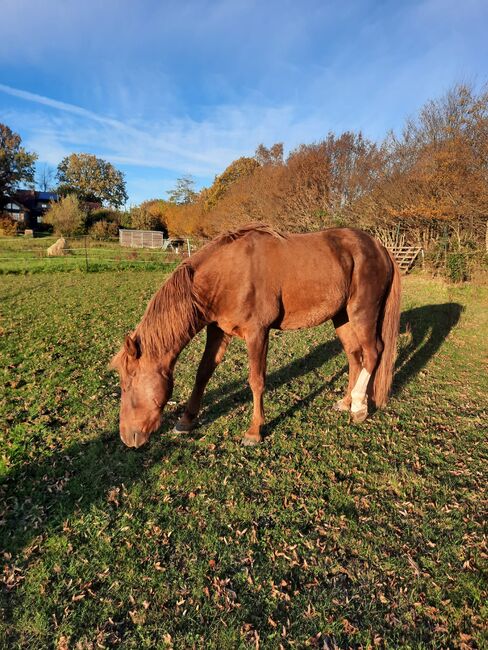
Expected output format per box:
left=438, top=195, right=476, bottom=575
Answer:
left=278, top=284, right=345, bottom=330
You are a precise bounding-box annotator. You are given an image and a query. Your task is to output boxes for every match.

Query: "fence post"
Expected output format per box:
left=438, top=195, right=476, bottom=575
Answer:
left=187, top=238, right=191, bottom=257
left=84, top=235, right=89, bottom=272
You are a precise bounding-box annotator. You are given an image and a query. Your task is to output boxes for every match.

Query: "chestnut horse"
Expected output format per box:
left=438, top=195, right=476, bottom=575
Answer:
left=111, top=224, right=401, bottom=448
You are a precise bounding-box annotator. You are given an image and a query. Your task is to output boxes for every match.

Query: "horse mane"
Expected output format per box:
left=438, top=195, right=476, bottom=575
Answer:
left=110, top=263, right=206, bottom=372
left=136, top=262, right=207, bottom=359
left=209, top=222, right=287, bottom=247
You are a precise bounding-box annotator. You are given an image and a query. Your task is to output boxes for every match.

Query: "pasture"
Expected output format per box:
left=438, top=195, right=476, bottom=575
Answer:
left=0, top=236, right=179, bottom=275
left=0, top=270, right=487, bottom=648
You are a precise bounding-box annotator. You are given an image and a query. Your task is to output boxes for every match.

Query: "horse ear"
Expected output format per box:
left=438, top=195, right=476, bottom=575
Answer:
left=124, top=334, right=141, bottom=359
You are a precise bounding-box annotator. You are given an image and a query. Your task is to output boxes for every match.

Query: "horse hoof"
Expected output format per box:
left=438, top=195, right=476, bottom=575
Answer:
left=351, top=407, right=368, bottom=423
left=241, top=436, right=261, bottom=447
left=333, top=398, right=350, bottom=412
left=173, top=419, right=196, bottom=433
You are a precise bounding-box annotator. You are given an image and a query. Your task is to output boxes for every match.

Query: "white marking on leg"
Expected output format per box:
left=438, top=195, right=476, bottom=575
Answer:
left=351, top=368, right=371, bottom=413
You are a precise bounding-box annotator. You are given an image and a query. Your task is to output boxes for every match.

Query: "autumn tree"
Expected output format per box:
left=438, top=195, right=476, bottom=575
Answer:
left=320, top=132, right=384, bottom=223
left=56, top=153, right=128, bottom=208
left=254, top=143, right=284, bottom=166
left=196, top=135, right=382, bottom=234
left=166, top=201, right=205, bottom=237
left=167, top=175, right=198, bottom=205
left=129, top=199, right=169, bottom=234
left=0, top=123, right=37, bottom=199
left=158, top=83, right=488, bottom=248
left=204, top=156, right=260, bottom=210
left=355, top=83, right=488, bottom=246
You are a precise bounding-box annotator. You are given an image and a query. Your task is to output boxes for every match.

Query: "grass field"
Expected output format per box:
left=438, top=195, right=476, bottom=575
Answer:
left=0, top=236, right=180, bottom=274
left=0, top=270, right=487, bottom=649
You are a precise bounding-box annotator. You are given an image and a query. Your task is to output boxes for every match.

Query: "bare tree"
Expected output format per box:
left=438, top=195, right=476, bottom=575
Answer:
left=36, top=163, right=56, bottom=192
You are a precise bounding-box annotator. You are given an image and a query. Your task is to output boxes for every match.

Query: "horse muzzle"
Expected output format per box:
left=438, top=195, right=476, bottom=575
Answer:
left=121, top=430, right=150, bottom=448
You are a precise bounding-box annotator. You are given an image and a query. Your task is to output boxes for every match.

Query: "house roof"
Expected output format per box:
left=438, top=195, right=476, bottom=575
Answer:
left=37, top=191, right=58, bottom=201
left=1, top=190, right=58, bottom=215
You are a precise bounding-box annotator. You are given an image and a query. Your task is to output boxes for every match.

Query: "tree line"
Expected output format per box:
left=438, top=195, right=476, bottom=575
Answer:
left=169, top=84, right=488, bottom=254
left=1, top=83, right=488, bottom=263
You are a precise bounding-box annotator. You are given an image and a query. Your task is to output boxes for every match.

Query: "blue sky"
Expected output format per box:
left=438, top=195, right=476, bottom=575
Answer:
left=1, top=0, right=487, bottom=205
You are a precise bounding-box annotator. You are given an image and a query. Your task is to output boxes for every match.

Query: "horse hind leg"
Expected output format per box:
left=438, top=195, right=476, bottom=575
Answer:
left=333, top=311, right=363, bottom=413
left=346, top=312, right=383, bottom=423
left=174, top=324, right=231, bottom=433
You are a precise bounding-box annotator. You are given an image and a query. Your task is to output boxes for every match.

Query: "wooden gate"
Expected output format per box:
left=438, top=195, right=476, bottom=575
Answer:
left=387, top=246, right=422, bottom=274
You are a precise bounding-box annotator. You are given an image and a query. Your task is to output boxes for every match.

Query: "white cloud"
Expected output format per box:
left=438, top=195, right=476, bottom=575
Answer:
left=0, top=83, right=330, bottom=183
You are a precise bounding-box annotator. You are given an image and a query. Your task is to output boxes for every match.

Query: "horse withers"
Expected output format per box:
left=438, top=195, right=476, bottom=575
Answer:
left=111, top=224, right=401, bottom=448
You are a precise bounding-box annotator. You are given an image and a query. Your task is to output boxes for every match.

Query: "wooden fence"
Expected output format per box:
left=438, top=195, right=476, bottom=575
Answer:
left=119, top=229, right=194, bottom=255
left=119, top=229, right=165, bottom=249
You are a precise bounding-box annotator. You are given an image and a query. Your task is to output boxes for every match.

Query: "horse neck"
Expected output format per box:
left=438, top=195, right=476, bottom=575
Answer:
left=160, top=327, right=200, bottom=372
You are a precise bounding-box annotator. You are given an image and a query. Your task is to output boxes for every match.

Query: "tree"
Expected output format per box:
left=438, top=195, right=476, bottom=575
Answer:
left=56, top=153, right=128, bottom=208
left=355, top=83, right=488, bottom=246
left=254, top=143, right=284, bottom=166
left=44, top=195, right=87, bottom=236
left=129, top=199, right=168, bottom=234
left=204, top=156, right=260, bottom=210
left=167, top=175, right=198, bottom=205
left=0, top=123, right=37, bottom=199
left=36, top=163, right=56, bottom=192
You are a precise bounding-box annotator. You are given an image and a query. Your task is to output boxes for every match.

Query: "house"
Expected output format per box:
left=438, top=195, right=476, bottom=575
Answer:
left=1, top=190, right=58, bottom=229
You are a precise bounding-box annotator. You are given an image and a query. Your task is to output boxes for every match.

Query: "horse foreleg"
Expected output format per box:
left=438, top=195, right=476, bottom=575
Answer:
left=242, top=329, right=269, bottom=446
left=174, top=324, right=231, bottom=433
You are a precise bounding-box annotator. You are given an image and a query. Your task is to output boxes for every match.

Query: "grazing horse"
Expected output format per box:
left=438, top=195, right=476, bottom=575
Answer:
left=111, top=224, right=401, bottom=448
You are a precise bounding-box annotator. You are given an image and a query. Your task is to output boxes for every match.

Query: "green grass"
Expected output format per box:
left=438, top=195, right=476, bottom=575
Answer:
left=0, top=272, right=487, bottom=649
left=0, top=236, right=179, bottom=274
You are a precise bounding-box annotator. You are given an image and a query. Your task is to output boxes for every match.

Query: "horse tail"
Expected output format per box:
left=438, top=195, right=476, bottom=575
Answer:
left=373, top=250, right=401, bottom=407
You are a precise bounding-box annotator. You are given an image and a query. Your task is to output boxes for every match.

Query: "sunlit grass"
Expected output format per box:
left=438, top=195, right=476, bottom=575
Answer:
left=1, top=272, right=486, bottom=648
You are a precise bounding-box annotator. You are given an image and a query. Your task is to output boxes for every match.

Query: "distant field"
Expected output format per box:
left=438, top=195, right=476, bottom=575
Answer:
left=0, top=271, right=487, bottom=648
left=0, top=236, right=180, bottom=274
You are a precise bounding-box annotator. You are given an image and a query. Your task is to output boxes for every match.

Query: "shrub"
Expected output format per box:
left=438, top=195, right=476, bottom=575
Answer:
left=89, top=220, right=119, bottom=240
left=127, top=199, right=168, bottom=233
left=86, top=207, right=124, bottom=229
left=44, top=195, right=87, bottom=236
left=129, top=206, right=163, bottom=232
left=446, top=252, right=470, bottom=282
left=0, top=215, right=19, bottom=236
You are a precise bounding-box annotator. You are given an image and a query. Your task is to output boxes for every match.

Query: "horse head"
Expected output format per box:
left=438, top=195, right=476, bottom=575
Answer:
left=110, top=334, right=173, bottom=448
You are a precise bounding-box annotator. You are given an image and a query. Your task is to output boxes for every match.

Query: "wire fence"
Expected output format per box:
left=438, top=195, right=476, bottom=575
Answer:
left=0, top=236, right=202, bottom=274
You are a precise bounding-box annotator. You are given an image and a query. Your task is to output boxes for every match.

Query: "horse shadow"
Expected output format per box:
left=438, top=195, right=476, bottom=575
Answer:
left=393, top=302, right=463, bottom=394
left=0, top=303, right=462, bottom=557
